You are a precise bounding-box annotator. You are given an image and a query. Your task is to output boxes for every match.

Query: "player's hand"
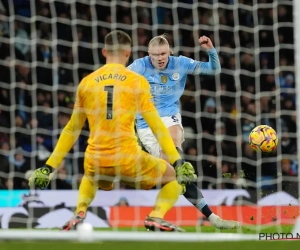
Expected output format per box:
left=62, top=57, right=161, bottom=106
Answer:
left=199, top=36, right=214, bottom=50
left=28, top=164, right=55, bottom=189
left=173, top=160, right=197, bottom=185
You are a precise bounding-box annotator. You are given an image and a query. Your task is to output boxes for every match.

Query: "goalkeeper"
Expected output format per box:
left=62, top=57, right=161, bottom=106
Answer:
left=28, top=30, right=196, bottom=232
left=128, top=34, right=240, bottom=229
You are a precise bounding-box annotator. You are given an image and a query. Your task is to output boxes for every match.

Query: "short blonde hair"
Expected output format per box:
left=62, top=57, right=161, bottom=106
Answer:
left=148, top=33, right=173, bottom=54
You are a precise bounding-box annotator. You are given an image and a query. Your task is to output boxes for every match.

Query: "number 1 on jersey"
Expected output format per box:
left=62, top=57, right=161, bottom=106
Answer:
left=104, top=85, right=114, bottom=120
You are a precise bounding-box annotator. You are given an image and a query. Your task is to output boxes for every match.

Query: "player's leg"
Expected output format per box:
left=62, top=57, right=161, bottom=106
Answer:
left=141, top=115, right=214, bottom=220
left=148, top=161, right=182, bottom=218
left=145, top=163, right=185, bottom=232
left=62, top=159, right=100, bottom=230
left=136, top=127, right=161, bottom=157
left=121, top=152, right=185, bottom=232
left=164, top=122, right=240, bottom=229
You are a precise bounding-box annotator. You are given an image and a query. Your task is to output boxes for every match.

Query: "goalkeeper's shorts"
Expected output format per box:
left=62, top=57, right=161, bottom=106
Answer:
left=84, top=150, right=167, bottom=190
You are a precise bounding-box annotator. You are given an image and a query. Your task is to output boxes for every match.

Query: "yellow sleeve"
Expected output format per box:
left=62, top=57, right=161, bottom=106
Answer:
left=136, top=77, right=181, bottom=164
left=142, top=110, right=181, bottom=165
left=46, top=81, right=87, bottom=169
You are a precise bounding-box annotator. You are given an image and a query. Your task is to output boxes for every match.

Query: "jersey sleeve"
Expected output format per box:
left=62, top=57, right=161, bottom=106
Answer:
left=74, top=81, right=84, bottom=109
left=136, top=76, right=156, bottom=114
left=180, top=48, right=221, bottom=75
left=46, top=79, right=87, bottom=169
left=127, top=59, right=145, bottom=75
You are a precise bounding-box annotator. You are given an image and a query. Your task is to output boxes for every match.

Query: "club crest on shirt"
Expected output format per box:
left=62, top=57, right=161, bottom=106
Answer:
left=172, top=73, right=180, bottom=80
left=161, top=75, right=168, bottom=84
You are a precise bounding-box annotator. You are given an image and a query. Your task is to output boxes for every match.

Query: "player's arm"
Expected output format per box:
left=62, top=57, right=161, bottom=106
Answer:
left=185, top=36, right=221, bottom=75
left=45, top=105, right=86, bottom=169
left=28, top=80, right=87, bottom=189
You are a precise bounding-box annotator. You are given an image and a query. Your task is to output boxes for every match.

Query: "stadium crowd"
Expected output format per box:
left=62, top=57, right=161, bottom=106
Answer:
left=0, top=1, right=297, bottom=198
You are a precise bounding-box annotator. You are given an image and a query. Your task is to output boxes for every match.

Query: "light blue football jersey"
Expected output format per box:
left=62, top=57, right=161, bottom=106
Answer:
left=128, top=48, right=221, bottom=129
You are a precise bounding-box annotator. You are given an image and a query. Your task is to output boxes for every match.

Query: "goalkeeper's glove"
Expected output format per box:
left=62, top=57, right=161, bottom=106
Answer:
left=28, top=164, right=55, bottom=190
left=173, top=159, right=197, bottom=185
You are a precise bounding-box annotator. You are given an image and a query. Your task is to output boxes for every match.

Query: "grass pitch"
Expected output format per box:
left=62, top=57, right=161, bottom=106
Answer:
left=1, top=241, right=300, bottom=250
left=0, top=225, right=299, bottom=250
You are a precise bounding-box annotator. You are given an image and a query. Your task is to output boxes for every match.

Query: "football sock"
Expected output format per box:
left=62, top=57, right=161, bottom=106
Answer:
left=75, top=175, right=97, bottom=216
left=184, top=182, right=213, bottom=218
left=149, top=180, right=183, bottom=218
left=175, top=147, right=213, bottom=218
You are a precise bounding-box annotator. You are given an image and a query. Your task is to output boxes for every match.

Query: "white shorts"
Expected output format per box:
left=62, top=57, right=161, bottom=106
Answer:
left=137, top=113, right=184, bottom=157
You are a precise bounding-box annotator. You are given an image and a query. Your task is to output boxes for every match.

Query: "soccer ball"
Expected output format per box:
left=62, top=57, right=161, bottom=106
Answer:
left=248, top=125, right=278, bottom=153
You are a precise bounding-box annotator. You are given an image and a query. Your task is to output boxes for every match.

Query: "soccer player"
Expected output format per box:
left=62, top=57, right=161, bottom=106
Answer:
left=128, top=34, right=240, bottom=229
left=28, top=30, right=197, bottom=232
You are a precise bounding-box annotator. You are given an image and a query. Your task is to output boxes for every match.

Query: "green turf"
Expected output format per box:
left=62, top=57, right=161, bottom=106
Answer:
left=0, top=241, right=300, bottom=250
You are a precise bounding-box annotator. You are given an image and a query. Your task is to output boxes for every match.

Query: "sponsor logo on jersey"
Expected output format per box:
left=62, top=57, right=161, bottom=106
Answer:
left=160, top=75, right=168, bottom=84
left=150, top=85, right=173, bottom=94
left=172, top=73, right=180, bottom=80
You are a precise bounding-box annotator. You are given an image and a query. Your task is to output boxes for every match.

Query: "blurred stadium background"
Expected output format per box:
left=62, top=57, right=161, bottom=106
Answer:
left=0, top=0, right=299, bottom=233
